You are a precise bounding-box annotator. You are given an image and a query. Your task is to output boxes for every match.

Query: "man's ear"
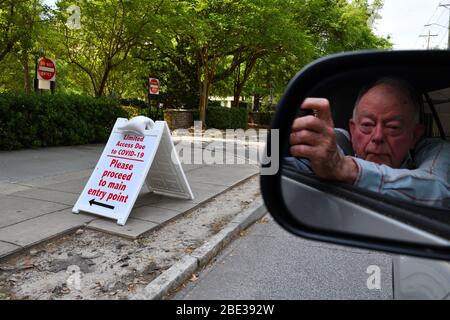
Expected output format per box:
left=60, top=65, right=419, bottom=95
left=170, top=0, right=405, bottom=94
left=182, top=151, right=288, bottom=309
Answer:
left=349, top=119, right=356, bottom=137
left=412, top=124, right=425, bottom=147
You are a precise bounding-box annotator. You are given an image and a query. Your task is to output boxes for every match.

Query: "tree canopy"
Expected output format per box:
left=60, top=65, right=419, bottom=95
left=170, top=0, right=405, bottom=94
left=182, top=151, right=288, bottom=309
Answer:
left=0, top=0, right=391, bottom=123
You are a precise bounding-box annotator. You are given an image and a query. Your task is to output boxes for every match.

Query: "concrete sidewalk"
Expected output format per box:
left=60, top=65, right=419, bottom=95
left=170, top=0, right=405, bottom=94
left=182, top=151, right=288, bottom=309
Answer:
left=0, top=141, right=259, bottom=260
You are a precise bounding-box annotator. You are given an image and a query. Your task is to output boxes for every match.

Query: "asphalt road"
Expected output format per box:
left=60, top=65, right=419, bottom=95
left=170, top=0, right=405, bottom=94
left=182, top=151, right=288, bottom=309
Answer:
left=173, top=214, right=394, bottom=300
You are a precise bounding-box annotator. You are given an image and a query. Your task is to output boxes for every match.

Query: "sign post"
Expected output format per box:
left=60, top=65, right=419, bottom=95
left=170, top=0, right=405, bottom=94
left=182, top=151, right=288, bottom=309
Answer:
left=72, top=117, right=194, bottom=226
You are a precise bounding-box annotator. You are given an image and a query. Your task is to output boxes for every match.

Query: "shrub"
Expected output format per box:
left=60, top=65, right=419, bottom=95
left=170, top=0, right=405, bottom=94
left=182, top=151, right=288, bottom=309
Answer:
left=0, top=92, right=128, bottom=150
left=206, top=106, right=247, bottom=129
left=121, top=105, right=141, bottom=118
left=119, top=98, right=148, bottom=109
left=258, top=112, right=275, bottom=126
left=145, top=107, right=165, bottom=121
left=119, top=97, right=164, bottom=121
left=208, top=100, right=222, bottom=107
left=192, top=109, right=200, bottom=121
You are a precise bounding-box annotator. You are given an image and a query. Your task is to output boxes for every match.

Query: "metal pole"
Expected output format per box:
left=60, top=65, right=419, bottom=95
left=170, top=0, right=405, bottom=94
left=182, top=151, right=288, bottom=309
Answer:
left=439, top=4, right=450, bottom=49
left=34, top=55, right=39, bottom=93
left=419, top=30, right=438, bottom=49
left=157, top=94, right=160, bottom=120
left=148, top=89, right=152, bottom=118
left=429, top=30, right=433, bottom=49
left=448, top=8, right=450, bottom=49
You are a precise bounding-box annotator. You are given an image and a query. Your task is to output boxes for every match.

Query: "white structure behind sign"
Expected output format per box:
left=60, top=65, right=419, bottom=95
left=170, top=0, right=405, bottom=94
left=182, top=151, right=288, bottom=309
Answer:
left=38, top=80, right=51, bottom=90
left=72, top=116, right=194, bottom=225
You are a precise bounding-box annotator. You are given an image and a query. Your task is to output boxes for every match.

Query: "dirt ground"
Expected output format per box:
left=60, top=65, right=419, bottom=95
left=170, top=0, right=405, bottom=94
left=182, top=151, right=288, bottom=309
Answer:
left=0, top=176, right=260, bottom=300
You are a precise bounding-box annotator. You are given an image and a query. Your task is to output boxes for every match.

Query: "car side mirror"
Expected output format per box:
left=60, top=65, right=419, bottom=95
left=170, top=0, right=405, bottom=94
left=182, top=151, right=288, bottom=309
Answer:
left=261, top=50, right=450, bottom=261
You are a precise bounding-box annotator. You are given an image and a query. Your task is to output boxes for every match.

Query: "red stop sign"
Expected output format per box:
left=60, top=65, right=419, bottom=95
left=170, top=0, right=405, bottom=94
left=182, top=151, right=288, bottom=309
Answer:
left=38, top=58, right=56, bottom=81
left=149, top=78, right=160, bottom=95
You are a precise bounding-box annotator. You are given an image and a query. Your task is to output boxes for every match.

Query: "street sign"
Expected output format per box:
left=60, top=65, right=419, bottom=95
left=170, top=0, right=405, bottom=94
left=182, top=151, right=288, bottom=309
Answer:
left=149, top=78, right=160, bottom=95
left=37, top=57, right=56, bottom=81
left=72, top=117, right=194, bottom=226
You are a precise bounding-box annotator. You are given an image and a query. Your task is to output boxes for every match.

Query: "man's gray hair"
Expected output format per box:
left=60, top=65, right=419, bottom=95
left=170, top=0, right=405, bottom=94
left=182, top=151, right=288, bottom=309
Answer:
left=353, top=77, right=423, bottom=124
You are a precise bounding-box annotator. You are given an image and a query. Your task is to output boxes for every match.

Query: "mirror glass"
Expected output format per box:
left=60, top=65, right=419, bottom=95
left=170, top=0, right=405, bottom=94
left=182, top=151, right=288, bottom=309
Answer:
left=279, top=67, right=450, bottom=247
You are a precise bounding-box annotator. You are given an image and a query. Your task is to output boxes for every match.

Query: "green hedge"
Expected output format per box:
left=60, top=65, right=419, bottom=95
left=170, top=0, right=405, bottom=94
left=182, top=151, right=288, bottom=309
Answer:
left=0, top=93, right=128, bottom=150
left=206, top=106, right=248, bottom=129
left=192, top=109, right=200, bottom=121
left=258, top=112, right=275, bottom=126
left=120, top=98, right=148, bottom=109
left=145, top=107, right=165, bottom=121
left=119, top=98, right=164, bottom=121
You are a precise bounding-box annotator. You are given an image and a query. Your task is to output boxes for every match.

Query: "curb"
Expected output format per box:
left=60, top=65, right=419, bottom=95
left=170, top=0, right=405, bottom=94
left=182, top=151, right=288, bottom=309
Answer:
left=132, top=199, right=267, bottom=300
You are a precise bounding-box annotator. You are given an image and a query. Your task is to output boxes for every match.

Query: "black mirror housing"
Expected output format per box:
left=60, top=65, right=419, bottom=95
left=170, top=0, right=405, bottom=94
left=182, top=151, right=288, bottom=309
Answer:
left=261, top=50, right=450, bottom=261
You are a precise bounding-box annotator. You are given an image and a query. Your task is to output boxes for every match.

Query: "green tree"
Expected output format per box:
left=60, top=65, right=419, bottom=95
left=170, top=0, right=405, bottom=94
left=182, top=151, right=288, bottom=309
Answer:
left=216, top=0, right=391, bottom=112
left=53, top=0, right=168, bottom=97
left=0, top=0, right=47, bottom=93
left=134, top=33, right=200, bottom=108
left=221, top=0, right=313, bottom=108
left=0, top=0, right=27, bottom=62
left=294, top=0, right=390, bottom=56
left=0, top=0, right=391, bottom=118
left=165, top=0, right=311, bottom=125
left=185, top=0, right=389, bottom=124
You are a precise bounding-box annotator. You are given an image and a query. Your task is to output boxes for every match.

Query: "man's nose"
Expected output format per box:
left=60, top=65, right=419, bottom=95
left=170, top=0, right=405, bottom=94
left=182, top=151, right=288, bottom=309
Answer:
left=371, top=124, right=385, bottom=144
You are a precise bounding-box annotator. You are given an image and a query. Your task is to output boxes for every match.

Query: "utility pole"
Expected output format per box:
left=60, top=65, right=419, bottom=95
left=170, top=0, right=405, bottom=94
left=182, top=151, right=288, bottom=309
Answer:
left=439, top=3, right=450, bottom=49
left=419, top=30, right=438, bottom=49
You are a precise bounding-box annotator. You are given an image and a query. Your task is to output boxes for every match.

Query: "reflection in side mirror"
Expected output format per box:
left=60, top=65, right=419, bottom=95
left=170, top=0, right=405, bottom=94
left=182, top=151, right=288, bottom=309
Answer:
left=261, top=50, right=450, bottom=261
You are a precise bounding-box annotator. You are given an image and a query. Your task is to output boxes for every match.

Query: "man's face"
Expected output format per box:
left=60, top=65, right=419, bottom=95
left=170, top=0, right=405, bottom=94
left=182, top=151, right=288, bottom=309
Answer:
left=349, top=84, right=424, bottom=168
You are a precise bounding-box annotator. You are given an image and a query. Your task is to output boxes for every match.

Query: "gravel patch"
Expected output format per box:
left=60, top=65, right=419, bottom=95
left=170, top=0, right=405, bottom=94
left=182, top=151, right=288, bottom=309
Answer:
left=0, top=176, right=260, bottom=300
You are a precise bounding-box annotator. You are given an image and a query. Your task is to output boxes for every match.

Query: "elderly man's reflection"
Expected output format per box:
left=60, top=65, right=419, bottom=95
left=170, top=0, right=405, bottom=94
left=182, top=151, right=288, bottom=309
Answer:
left=287, top=77, right=450, bottom=209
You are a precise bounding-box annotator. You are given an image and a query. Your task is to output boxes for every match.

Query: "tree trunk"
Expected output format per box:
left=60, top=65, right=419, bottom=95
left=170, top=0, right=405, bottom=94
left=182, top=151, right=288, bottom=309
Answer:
left=96, top=67, right=111, bottom=97
left=20, top=51, right=31, bottom=94
left=253, top=94, right=262, bottom=112
left=233, top=81, right=245, bottom=109
left=197, top=46, right=213, bottom=129
left=232, top=65, right=240, bottom=108
left=199, top=80, right=209, bottom=128
left=232, top=56, right=259, bottom=109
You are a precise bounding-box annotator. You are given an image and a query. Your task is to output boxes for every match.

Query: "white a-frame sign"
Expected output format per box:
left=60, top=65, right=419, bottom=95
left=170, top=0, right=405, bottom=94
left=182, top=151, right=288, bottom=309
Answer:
left=72, top=116, right=194, bottom=226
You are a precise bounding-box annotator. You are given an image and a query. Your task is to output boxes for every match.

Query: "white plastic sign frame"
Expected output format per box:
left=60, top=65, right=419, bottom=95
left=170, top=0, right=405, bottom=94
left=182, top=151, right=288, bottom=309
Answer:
left=72, top=118, right=194, bottom=226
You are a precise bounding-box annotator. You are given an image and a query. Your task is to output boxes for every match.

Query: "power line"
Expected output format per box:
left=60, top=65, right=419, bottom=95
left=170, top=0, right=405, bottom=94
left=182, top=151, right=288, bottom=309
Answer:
left=416, top=2, right=443, bottom=48
left=426, top=3, right=441, bottom=24
left=434, top=4, right=447, bottom=23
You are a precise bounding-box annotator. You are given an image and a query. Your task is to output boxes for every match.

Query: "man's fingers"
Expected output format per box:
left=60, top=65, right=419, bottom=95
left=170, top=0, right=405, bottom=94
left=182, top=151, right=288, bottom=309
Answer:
left=290, top=130, right=320, bottom=146
left=301, top=98, right=329, bottom=110
left=290, top=144, right=315, bottom=158
left=300, top=98, right=334, bottom=127
left=291, top=115, right=325, bottom=133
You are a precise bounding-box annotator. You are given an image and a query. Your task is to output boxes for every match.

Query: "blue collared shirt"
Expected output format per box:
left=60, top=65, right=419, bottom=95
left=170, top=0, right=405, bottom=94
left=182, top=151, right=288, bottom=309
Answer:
left=286, top=130, right=450, bottom=209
